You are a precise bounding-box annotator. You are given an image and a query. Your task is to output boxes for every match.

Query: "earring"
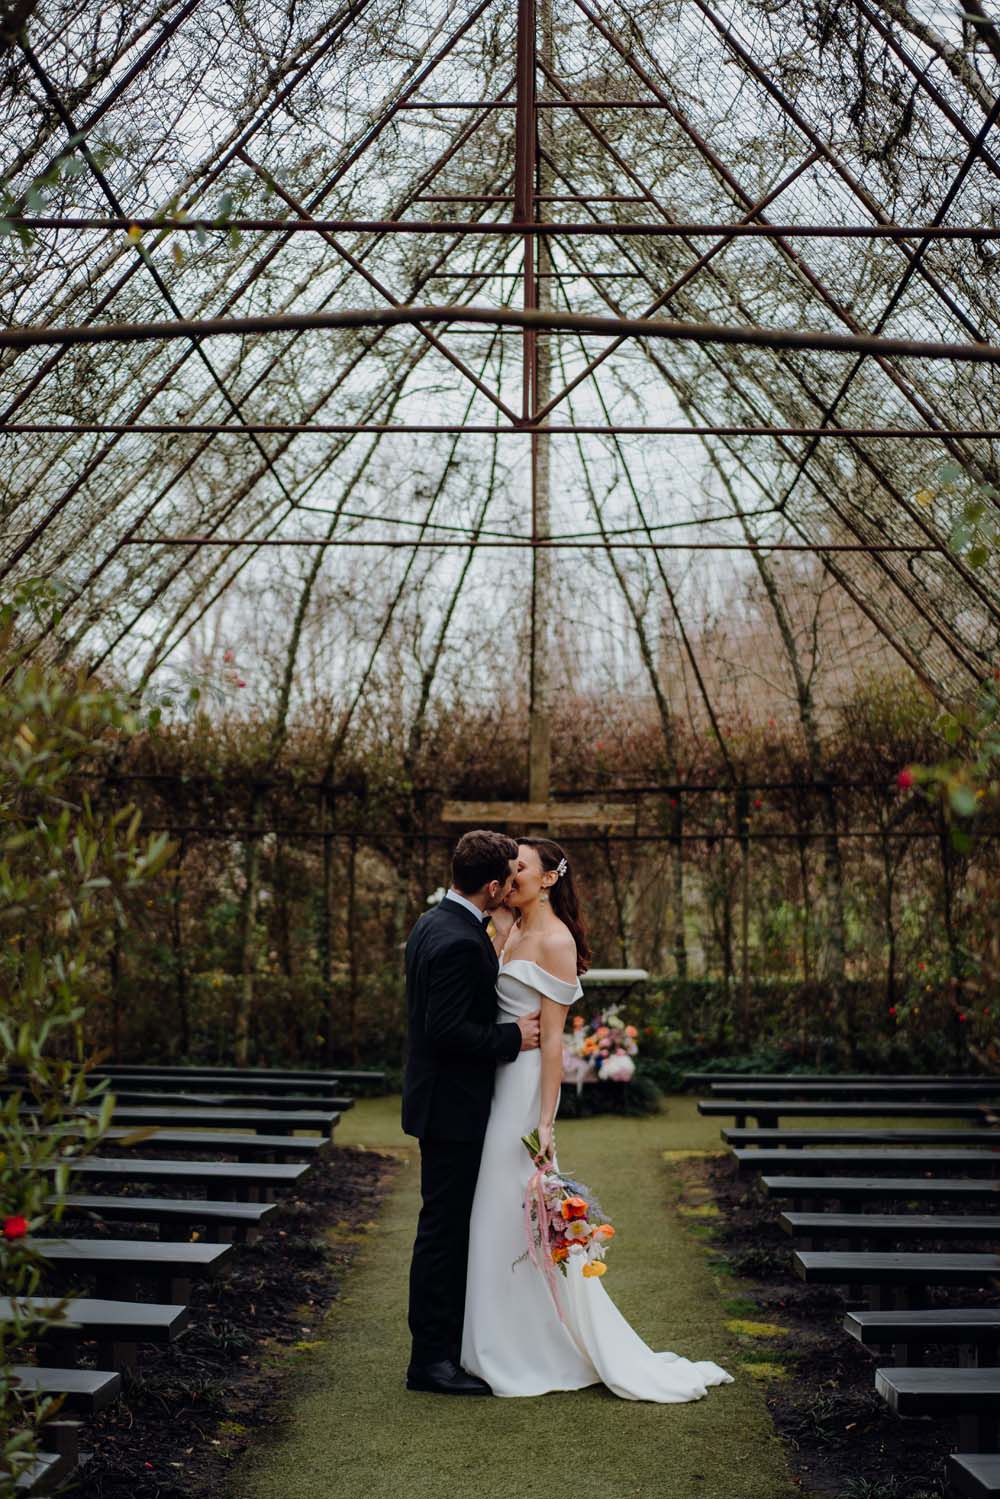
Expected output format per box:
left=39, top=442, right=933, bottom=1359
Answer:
left=539, top=890, right=550, bottom=904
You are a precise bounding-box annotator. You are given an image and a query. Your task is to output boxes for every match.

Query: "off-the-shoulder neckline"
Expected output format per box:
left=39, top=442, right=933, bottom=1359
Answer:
left=499, top=956, right=581, bottom=990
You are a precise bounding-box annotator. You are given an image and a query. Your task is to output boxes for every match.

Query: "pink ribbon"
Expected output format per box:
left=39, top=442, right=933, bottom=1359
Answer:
left=523, top=1163, right=568, bottom=1325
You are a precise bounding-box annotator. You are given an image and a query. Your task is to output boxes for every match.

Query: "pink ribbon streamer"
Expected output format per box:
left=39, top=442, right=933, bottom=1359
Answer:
left=523, top=1163, right=568, bottom=1325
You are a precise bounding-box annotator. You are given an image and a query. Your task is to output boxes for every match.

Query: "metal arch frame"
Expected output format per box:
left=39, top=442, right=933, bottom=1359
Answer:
left=1, top=0, right=999, bottom=712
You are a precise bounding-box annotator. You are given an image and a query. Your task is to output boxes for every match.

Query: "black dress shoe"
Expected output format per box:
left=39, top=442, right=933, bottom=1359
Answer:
left=405, top=1359, right=492, bottom=1396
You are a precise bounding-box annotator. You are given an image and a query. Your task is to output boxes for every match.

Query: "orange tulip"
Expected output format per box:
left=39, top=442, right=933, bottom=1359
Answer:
left=625, top=1025, right=638, bottom=1038
left=594, top=1224, right=616, bottom=1240
left=561, top=1196, right=588, bottom=1221
left=552, top=1245, right=569, bottom=1263
left=582, top=1261, right=607, bottom=1278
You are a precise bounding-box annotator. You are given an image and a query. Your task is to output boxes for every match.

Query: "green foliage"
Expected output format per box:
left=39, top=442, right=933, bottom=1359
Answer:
left=0, top=582, right=173, bottom=1492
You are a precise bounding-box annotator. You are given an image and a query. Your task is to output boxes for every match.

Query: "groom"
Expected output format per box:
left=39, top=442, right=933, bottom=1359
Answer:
left=402, top=829, right=540, bottom=1395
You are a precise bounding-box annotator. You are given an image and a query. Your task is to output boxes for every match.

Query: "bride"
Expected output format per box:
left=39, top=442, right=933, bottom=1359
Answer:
left=461, top=837, right=734, bottom=1402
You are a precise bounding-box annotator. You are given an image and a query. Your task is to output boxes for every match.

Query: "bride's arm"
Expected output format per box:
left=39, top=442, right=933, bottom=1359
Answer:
left=535, top=934, right=580, bottom=1163
left=536, top=996, right=568, bottom=1163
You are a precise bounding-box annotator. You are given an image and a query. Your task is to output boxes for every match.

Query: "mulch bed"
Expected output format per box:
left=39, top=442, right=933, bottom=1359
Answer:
left=54, top=1144, right=400, bottom=1499
left=698, top=1156, right=1000, bottom=1499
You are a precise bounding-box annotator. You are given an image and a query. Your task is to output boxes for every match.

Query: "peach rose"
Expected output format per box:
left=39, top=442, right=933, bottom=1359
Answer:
left=593, top=1224, right=615, bottom=1240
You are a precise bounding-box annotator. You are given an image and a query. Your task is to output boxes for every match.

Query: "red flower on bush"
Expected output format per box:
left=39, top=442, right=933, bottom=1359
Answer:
left=958, top=1013, right=967, bottom=1022
left=3, top=1215, right=28, bottom=1240
left=897, top=768, right=914, bottom=789
left=888, top=1006, right=897, bottom=1016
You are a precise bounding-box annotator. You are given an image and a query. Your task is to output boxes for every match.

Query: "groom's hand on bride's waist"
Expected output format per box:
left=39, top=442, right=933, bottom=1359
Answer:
left=516, top=1011, right=541, bottom=1050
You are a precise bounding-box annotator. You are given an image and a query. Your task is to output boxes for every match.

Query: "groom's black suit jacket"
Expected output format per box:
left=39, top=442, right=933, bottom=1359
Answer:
left=402, top=898, right=522, bottom=1142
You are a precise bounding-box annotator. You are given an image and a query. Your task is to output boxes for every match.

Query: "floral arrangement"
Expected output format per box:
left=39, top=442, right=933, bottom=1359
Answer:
left=562, top=1004, right=639, bottom=1089
left=520, top=1129, right=616, bottom=1283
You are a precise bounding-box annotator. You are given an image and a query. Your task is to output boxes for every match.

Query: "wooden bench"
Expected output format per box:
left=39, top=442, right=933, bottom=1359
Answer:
left=90, top=1065, right=385, bottom=1088
left=725, top=1128, right=1000, bottom=1148
left=21, top=1087, right=354, bottom=1112
left=31, top=1155, right=311, bottom=1201
left=9, top=1367, right=121, bottom=1491
left=72, top=1126, right=330, bottom=1162
left=25, top=1104, right=342, bottom=1134
left=84, top=1072, right=350, bottom=1097
left=782, top=1212, right=1000, bottom=1247
left=701, top=1100, right=995, bottom=1128
left=876, top=1367, right=1000, bottom=1452
left=11, top=1365, right=121, bottom=1412
left=27, top=1236, right=233, bottom=1303
left=54, top=1193, right=277, bottom=1242
left=14, top=1449, right=73, bottom=1493
left=734, top=1148, right=1000, bottom=1176
left=762, top=1175, right=1000, bottom=1207
left=687, top=1073, right=993, bottom=1087
left=1, top=1296, right=189, bottom=1369
left=845, top=1307, right=1000, bottom=1367
left=949, top=1453, right=1000, bottom=1496
left=795, top=1250, right=1000, bottom=1309
left=712, top=1082, right=1000, bottom=1100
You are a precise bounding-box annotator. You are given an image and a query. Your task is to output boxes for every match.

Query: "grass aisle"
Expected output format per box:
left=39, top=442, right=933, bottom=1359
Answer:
left=233, top=1095, right=797, bottom=1499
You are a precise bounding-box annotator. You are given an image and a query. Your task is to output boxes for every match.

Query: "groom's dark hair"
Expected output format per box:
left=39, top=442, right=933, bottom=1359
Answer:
left=451, top=830, right=519, bottom=894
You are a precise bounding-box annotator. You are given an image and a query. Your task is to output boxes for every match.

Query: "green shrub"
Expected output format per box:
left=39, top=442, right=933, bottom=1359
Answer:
left=0, top=583, right=172, bottom=1491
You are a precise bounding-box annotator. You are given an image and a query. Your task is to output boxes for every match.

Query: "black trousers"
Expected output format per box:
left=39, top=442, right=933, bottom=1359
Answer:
left=407, top=1134, right=484, bottom=1368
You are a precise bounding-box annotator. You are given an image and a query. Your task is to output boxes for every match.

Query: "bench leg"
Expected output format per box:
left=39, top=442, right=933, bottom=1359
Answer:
left=891, top=1342, right=920, bottom=1367
left=168, top=1276, right=193, bottom=1305
left=97, top=1339, right=138, bottom=1370
left=40, top=1421, right=80, bottom=1463
left=957, top=1412, right=996, bottom=1453
left=976, top=1342, right=1000, bottom=1368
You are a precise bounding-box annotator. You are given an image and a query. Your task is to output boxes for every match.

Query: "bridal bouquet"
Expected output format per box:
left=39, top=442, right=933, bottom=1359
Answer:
left=561, top=1003, right=639, bottom=1089
left=520, top=1129, right=616, bottom=1285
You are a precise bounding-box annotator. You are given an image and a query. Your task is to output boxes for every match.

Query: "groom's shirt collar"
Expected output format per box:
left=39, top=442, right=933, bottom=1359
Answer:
left=444, top=888, right=488, bottom=924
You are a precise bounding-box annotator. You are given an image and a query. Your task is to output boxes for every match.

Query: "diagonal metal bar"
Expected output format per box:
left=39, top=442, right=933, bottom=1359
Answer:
left=237, top=148, right=521, bottom=424
left=1, top=31, right=513, bottom=588
left=83, top=213, right=518, bottom=670
left=0, top=0, right=487, bottom=493
left=1, top=0, right=194, bottom=188
left=775, top=90, right=1000, bottom=514
left=531, top=129, right=821, bottom=418
left=2, top=0, right=200, bottom=204
left=564, top=0, right=1000, bottom=615
left=852, top=0, right=1000, bottom=182
left=11, top=39, right=303, bottom=570
left=689, top=0, right=989, bottom=348
left=545, top=192, right=995, bottom=674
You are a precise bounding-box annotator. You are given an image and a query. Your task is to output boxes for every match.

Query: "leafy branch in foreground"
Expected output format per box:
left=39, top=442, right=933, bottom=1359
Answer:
left=0, top=580, right=173, bottom=1494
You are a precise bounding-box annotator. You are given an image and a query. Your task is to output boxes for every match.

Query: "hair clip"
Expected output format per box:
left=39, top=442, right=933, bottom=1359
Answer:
left=555, top=856, right=568, bottom=878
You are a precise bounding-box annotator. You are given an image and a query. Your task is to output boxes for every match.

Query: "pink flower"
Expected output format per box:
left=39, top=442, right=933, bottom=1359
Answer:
left=223, top=649, right=234, bottom=663
left=236, top=678, right=247, bottom=688
left=897, top=768, right=914, bottom=789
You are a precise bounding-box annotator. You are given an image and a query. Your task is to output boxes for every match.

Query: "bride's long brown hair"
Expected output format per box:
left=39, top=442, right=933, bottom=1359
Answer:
left=520, top=837, right=592, bottom=976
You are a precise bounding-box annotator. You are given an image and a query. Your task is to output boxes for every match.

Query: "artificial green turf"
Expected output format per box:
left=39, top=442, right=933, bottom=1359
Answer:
left=232, top=1093, right=800, bottom=1499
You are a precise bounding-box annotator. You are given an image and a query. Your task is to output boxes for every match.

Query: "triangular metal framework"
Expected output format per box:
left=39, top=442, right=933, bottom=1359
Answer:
left=2, top=0, right=1000, bottom=765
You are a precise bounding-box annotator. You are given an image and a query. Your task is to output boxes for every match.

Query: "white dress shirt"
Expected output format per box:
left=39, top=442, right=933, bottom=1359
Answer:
left=444, top=888, right=488, bottom=924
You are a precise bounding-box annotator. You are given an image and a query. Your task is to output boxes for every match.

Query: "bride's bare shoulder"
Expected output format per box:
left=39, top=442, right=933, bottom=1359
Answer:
left=538, top=924, right=578, bottom=983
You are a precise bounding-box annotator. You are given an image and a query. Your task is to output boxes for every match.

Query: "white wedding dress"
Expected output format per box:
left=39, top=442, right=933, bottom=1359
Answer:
left=461, top=957, right=734, bottom=1400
